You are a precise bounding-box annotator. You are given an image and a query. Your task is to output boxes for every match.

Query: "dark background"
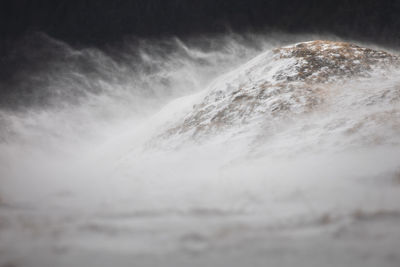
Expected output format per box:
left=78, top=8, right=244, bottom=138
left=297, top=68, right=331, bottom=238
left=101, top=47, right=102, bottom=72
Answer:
left=0, top=0, right=400, bottom=110
left=1, top=0, right=400, bottom=47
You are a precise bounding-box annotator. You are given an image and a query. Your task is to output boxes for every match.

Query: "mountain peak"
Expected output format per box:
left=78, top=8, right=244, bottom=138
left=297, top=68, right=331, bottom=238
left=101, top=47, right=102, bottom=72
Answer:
left=153, top=41, right=400, bottom=148
left=273, top=40, right=398, bottom=83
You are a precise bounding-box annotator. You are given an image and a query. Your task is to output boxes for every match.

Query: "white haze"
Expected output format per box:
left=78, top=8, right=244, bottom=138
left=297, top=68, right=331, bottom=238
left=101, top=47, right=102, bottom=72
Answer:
left=0, top=33, right=400, bottom=267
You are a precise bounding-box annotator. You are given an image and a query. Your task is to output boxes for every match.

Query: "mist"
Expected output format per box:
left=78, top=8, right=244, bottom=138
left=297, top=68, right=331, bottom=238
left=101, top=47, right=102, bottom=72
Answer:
left=1, top=32, right=400, bottom=267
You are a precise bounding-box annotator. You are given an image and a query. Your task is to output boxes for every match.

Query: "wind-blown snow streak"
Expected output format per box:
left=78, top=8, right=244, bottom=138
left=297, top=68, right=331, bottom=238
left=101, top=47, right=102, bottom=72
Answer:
left=0, top=36, right=400, bottom=267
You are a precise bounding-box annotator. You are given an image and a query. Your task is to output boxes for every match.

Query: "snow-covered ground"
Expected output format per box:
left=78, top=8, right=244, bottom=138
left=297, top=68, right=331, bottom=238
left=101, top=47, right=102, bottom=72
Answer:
left=0, top=36, right=400, bottom=267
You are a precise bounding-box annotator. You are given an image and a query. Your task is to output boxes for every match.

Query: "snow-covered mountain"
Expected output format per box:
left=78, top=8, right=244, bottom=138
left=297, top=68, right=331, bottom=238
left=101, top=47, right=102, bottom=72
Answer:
left=151, top=41, right=400, bottom=154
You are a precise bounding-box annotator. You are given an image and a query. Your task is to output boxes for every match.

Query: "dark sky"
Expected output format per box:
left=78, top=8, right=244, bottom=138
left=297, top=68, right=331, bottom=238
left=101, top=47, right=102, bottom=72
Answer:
left=0, top=0, right=400, bottom=110
left=1, top=0, right=400, bottom=47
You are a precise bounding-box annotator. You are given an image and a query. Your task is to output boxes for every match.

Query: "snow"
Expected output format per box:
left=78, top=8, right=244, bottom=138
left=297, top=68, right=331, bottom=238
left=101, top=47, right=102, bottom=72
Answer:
left=1, top=40, right=400, bottom=267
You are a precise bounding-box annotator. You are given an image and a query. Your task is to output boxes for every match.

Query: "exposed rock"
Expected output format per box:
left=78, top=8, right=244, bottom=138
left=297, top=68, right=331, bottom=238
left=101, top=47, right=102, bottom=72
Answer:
left=274, top=40, right=398, bottom=83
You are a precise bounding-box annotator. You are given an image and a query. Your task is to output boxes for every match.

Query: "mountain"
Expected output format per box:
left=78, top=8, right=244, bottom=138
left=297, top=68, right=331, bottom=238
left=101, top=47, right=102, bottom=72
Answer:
left=152, top=40, right=400, bottom=153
